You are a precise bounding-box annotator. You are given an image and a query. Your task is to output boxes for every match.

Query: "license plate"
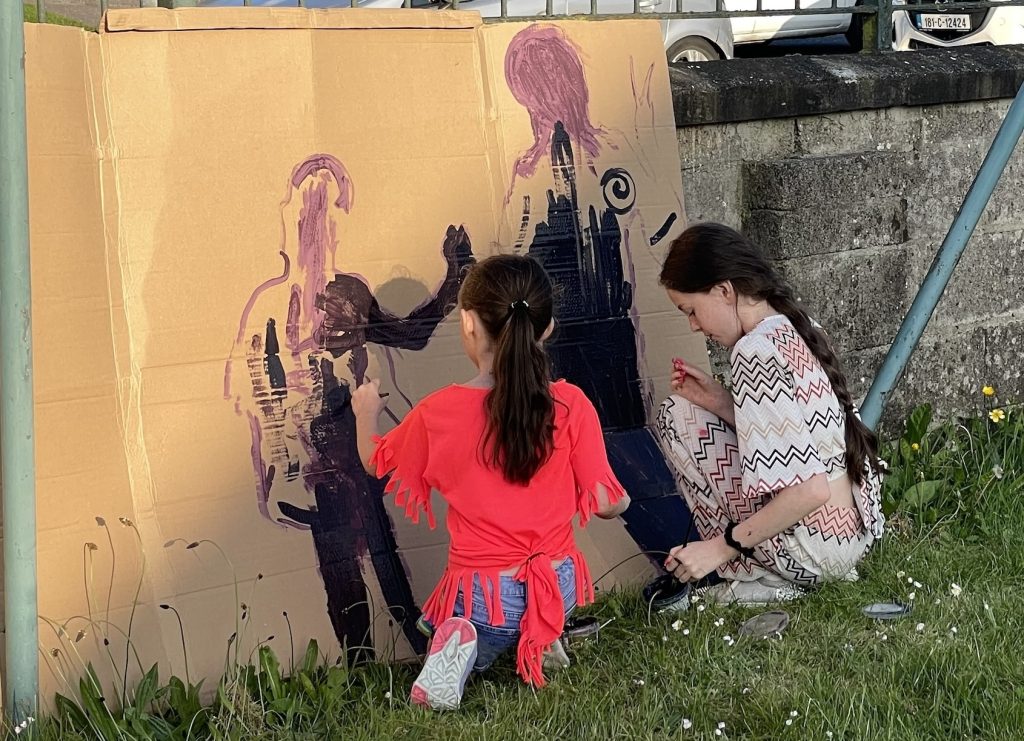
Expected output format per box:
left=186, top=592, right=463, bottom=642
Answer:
left=919, top=14, right=971, bottom=30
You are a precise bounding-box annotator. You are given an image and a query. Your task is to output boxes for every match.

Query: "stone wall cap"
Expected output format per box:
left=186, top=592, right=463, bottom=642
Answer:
left=671, top=46, right=1024, bottom=126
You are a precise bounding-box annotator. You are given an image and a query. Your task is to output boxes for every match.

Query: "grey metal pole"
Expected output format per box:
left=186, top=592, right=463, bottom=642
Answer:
left=860, top=82, right=1024, bottom=430
left=874, top=0, right=892, bottom=50
left=0, top=0, right=40, bottom=722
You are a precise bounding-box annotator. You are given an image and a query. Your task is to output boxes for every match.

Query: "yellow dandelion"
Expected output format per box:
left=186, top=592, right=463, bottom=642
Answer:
left=982, top=385, right=996, bottom=397
left=989, top=408, right=1006, bottom=423
left=911, top=443, right=920, bottom=452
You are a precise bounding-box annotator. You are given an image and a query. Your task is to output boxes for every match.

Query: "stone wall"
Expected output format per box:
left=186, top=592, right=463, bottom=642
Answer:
left=671, top=47, right=1024, bottom=431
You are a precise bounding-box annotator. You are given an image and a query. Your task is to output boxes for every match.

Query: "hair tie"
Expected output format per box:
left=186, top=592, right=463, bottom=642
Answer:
left=509, top=299, right=530, bottom=312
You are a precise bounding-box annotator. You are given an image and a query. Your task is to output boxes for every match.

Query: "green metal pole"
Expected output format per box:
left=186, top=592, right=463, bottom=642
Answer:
left=860, top=82, right=1024, bottom=431
left=0, top=0, right=39, bottom=722
left=35, top=0, right=47, bottom=24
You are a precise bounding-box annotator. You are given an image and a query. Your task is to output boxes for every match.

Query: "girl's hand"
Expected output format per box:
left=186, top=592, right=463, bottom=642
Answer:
left=664, top=538, right=735, bottom=583
left=352, top=379, right=388, bottom=420
left=670, top=358, right=732, bottom=420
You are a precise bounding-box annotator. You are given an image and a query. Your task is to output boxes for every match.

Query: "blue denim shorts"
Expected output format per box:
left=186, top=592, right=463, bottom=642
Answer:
left=424, top=557, right=578, bottom=672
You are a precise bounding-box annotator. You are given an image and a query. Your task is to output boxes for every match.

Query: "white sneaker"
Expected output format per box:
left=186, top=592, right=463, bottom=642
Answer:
left=542, top=638, right=571, bottom=672
left=704, top=579, right=806, bottom=606
left=410, top=617, right=478, bottom=711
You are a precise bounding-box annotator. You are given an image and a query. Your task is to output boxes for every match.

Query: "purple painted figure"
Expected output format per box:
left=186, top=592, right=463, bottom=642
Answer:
left=226, top=153, right=474, bottom=662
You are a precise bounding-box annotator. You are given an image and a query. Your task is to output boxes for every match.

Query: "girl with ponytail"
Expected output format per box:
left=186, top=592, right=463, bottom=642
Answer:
left=353, top=254, right=629, bottom=709
left=656, top=223, right=883, bottom=605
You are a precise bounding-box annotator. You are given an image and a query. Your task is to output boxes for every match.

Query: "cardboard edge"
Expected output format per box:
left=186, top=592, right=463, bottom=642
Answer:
left=103, top=7, right=483, bottom=33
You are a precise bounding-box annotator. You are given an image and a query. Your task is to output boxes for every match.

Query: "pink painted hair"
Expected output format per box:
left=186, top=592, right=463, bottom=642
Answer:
left=504, top=25, right=604, bottom=183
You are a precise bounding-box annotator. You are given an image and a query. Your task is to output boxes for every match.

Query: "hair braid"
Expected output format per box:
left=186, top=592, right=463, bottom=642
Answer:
left=766, top=286, right=880, bottom=485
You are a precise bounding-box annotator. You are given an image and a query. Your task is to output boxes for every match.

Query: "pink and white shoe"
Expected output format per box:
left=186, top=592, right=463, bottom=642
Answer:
left=410, top=617, right=478, bottom=711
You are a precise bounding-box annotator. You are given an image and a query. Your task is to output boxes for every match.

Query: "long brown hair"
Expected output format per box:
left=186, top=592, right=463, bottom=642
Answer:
left=659, top=223, right=880, bottom=485
left=459, top=255, right=556, bottom=485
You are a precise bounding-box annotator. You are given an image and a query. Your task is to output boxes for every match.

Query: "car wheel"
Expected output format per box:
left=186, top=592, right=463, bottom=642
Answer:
left=666, top=37, right=721, bottom=64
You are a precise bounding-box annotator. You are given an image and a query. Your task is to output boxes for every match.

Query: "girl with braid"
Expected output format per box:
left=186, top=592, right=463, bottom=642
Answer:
left=656, top=223, right=884, bottom=605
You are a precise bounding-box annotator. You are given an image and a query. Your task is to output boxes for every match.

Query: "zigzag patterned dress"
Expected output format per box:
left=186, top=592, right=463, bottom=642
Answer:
left=656, top=315, right=884, bottom=588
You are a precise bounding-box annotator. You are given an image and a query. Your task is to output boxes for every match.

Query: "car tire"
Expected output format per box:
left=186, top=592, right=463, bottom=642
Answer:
left=666, top=37, right=721, bottom=64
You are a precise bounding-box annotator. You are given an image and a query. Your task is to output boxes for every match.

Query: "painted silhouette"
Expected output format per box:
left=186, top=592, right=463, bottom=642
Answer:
left=226, top=153, right=474, bottom=662
left=503, top=25, right=691, bottom=553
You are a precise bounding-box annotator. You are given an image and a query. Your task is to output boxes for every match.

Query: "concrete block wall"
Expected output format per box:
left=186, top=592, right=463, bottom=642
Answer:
left=672, top=49, right=1024, bottom=431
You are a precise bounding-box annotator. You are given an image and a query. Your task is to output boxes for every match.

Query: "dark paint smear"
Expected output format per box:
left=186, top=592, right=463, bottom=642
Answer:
left=604, top=427, right=695, bottom=555
left=649, top=212, right=678, bottom=247
left=274, top=226, right=474, bottom=662
left=223, top=251, right=291, bottom=400
left=527, top=122, right=643, bottom=430
left=523, top=121, right=688, bottom=551
left=264, top=319, right=287, bottom=390
left=279, top=359, right=422, bottom=665
left=617, top=498, right=700, bottom=566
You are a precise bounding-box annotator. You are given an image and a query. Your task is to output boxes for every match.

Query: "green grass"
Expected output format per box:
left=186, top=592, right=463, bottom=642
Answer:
left=23, top=4, right=96, bottom=31
left=285, top=530, right=1024, bottom=740
left=15, top=400, right=1024, bottom=740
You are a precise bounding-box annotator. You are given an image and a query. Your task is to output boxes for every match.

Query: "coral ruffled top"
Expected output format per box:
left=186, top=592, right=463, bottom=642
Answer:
left=371, top=380, right=625, bottom=686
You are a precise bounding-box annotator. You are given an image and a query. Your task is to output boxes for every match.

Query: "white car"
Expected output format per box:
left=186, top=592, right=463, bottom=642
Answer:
left=722, top=0, right=857, bottom=45
left=195, top=0, right=858, bottom=63
left=892, top=0, right=1024, bottom=49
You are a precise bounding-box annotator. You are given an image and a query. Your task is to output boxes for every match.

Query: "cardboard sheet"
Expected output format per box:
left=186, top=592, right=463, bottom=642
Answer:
left=11, top=10, right=704, bottom=698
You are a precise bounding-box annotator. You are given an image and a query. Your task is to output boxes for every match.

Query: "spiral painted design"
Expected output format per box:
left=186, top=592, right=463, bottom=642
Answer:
left=600, top=168, right=636, bottom=215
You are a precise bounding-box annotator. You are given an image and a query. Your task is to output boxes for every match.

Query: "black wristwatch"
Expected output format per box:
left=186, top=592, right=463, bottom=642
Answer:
left=724, top=522, right=756, bottom=558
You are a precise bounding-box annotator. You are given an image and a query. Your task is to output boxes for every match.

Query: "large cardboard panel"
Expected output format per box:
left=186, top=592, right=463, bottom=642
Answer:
left=18, top=23, right=168, bottom=697
left=98, top=9, right=498, bottom=673
left=13, top=10, right=706, bottom=698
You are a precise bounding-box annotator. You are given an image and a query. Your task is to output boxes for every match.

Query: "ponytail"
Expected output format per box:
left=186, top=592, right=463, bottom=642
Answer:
left=484, top=304, right=556, bottom=484
left=459, top=255, right=557, bottom=485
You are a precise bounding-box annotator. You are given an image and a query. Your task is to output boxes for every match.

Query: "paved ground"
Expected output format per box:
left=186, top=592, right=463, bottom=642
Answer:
left=735, top=33, right=855, bottom=56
